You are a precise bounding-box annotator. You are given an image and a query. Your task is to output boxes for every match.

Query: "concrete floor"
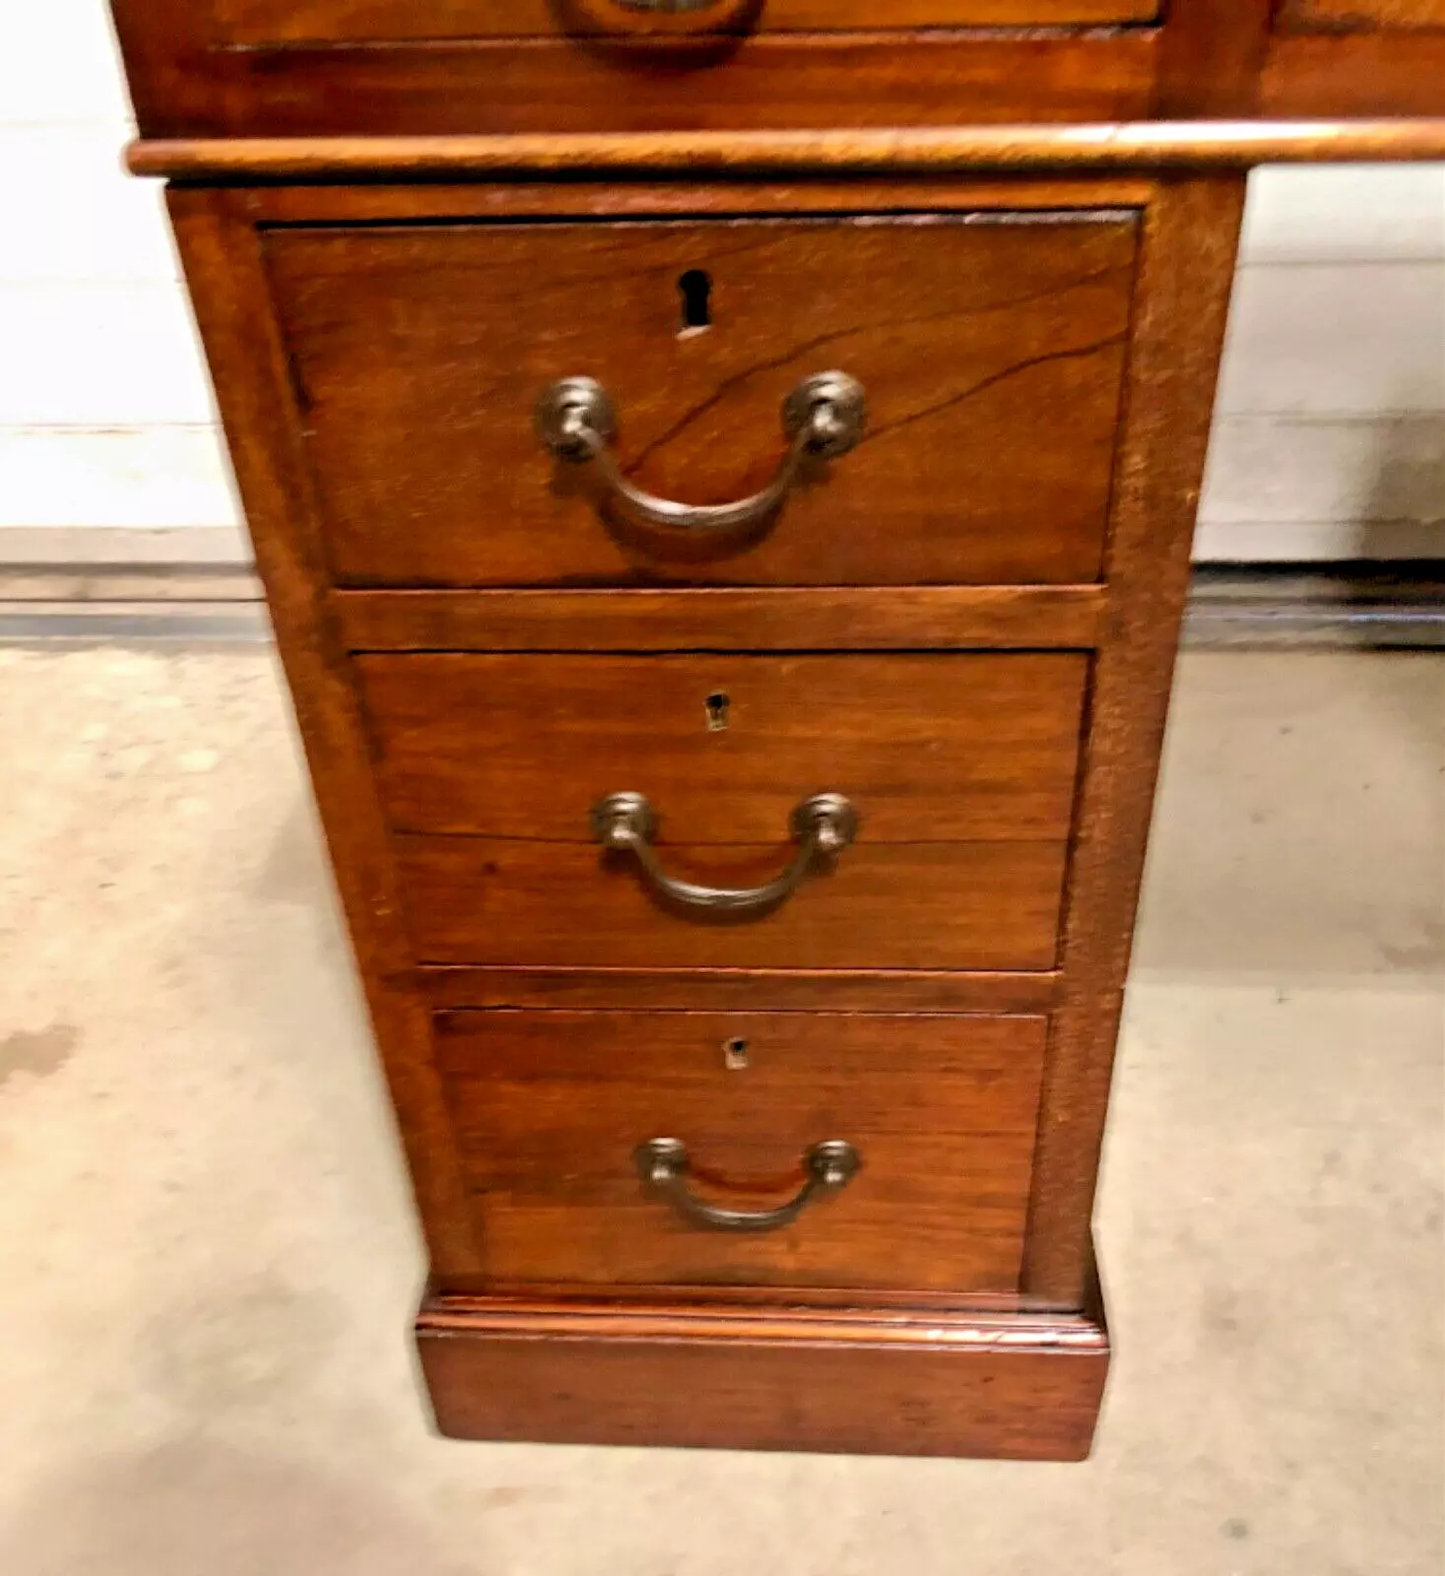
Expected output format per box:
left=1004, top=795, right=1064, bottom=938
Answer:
left=0, top=647, right=1440, bottom=1574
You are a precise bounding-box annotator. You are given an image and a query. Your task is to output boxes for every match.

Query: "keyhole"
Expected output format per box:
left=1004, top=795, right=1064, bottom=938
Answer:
left=705, top=691, right=730, bottom=731
left=724, top=1037, right=750, bottom=1070
left=679, top=269, right=712, bottom=335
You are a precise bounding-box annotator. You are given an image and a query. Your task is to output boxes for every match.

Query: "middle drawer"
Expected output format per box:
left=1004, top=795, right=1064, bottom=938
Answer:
left=360, top=651, right=1086, bottom=972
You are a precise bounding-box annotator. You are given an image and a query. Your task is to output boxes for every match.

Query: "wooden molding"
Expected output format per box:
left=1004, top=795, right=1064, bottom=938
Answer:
left=128, top=119, right=1445, bottom=181
left=417, top=1288, right=1110, bottom=1458
left=332, top=587, right=1108, bottom=653
left=414, top=965, right=1065, bottom=1013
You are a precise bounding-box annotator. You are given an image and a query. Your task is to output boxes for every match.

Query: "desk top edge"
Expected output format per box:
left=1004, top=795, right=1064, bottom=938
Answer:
left=127, top=120, right=1445, bottom=181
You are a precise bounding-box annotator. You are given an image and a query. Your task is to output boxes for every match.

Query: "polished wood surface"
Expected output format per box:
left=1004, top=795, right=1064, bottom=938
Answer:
left=334, top=585, right=1108, bottom=651
left=215, top=0, right=1160, bottom=41
left=111, top=0, right=1445, bottom=141
left=243, top=174, right=1157, bottom=220
left=129, top=118, right=1445, bottom=180
left=114, top=0, right=1445, bottom=1461
left=435, top=1009, right=1046, bottom=1291
left=1260, top=38, right=1445, bottom=117
left=417, top=965, right=1064, bottom=1013
left=154, top=169, right=1257, bottom=1457
left=1151, top=0, right=1272, bottom=116
left=418, top=1290, right=1109, bottom=1457
left=396, top=834, right=1068, bottom=971
left=115, top=31, right=1160, bottom=137
left=1278, top=0, right=1445, bottom=26
left=357, top=653, right=1086, bottom=841
left=264, top=214, right=1135, bottom=588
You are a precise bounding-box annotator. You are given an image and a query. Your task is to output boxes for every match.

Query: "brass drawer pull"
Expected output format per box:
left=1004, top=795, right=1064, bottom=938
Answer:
left=535, top=372, right=866, bottom=533
left=613, top=0, right=728, bottom=9
left=635, top=1137, right=860, bottom=1231
left=591, top=790, right=857, bottom=914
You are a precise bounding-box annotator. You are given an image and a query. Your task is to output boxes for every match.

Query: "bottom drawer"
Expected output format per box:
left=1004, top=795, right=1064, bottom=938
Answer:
left=434, top=1009, right=1047, bottom=1294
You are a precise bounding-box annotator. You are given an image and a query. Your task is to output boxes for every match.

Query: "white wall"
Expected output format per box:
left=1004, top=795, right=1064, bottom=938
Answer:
left=1202, top=165, right=1445, bottom=562
left=2, top=2, right=1442, bottom=568
left=0, top=2, right=238, bottom=565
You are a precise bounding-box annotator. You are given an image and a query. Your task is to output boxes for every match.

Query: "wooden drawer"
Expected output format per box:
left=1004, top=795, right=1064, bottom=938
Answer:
left=265, top=212, right=1137, bottom=589
left=434, top=1009, right=1048, bottom=1293
left=361, top=651, right=1084, bottom=971
left=115, top=12, right=1161, bottom=138
left=1277, top=0, right=1445, bottom=28
left=212, top=2, right=1159, bottom=41
left=114, top=1, right=1445, bottom=141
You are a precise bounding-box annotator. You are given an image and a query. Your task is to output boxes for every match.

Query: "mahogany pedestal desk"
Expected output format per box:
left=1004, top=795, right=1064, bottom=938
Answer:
left=112, top=1, right=1445, bottom=1460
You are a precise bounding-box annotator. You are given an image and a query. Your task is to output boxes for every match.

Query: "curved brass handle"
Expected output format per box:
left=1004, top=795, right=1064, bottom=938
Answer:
left=535, top=372, right=866, bottom=533
left=591, top=791, right=857, bottom=914
left=612, top=0, right=727, bottom=9
left=635, top=1138, right=860, bottom=1231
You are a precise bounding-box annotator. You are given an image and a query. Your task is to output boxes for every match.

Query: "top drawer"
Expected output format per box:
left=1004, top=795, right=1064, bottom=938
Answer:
left=112, top=2, right=1163, bottom=137
left=264, top=210, right=1137, bottom=589
left=1276, top=1, right=1445, bottom=28
left=211, top=2, right=1159, bottom=40
left=109, top=3, right=1445, bottom=134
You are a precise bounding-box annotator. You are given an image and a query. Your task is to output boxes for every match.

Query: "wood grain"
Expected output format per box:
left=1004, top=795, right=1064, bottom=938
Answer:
left=422, top=1283, right=1040, bottom=1311
left=214, top=0, right=1160, bottom=42
left=1277, top=0, right=1445, bottom=28
left=109, top=0, right=216, bottom=137
left=111, top=0, right=1445, bottom=1461
left=1022, top=175, right=1247, bottom=1303
left=417, top=1289, right=1109, bottom=1457
left=422, top=1286, right=1107, bottom=1330
left=356, top=652, right=1087, bottom=842
left=394, top=834, right=1068, bottom=971
left=243, top=175, right=1157, bottom=222
left=127, top=119, right=1445, bottom=180
left=416, top=965, right=1064, bottom=1013
left=1260, top=37, right=1445, bottom=115
left=1153, top=0, right=1272, bottom=116
left=434, top=1009, right=1047, bottom=1291
left=334, top=586, right=1108, bottom=651
left=113, top=0, right=1445, bottom=142
left=263, top=214, right=1136, bottom=589
left=123, top=34, right=1161, bottom=139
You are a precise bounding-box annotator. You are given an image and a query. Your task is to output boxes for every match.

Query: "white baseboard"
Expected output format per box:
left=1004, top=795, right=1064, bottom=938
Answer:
left=0, top=525, right=252, bottom=565
left=1192, top=520, right=1445, bottom=562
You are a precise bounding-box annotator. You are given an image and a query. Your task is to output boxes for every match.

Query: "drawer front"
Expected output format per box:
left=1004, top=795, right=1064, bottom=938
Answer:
left=399, top=836, right=1066, bottom=970
left=1277, top=0, right=1445, bottom=27
left=265, top=213, right=1137, bottom=588
left=434, top=1009, right=1048, bottom=1292
left=363, top=652, right=1084, bottom=971
left=359, top=653, right=1085, bottom=841
left=215, top=2, right=1160, bottom=44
